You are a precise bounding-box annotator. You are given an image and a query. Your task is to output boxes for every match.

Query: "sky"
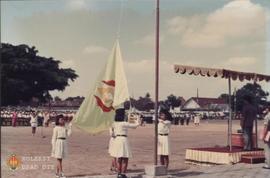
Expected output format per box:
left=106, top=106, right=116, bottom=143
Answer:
left=1, top=0, right=270, bottom=100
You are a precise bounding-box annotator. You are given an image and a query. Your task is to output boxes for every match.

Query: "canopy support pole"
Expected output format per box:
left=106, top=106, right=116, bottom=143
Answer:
left=228, top=77, right=232, bottom=151
left=255, top=115, right=258, bottom=149
left=254, top=81, right=258, bottom=149
left=227, top=113, right=229, bottom=146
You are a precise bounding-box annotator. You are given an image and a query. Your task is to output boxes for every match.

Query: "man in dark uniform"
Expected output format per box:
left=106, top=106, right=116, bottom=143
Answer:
left=241, top=96, right=257, bottom=151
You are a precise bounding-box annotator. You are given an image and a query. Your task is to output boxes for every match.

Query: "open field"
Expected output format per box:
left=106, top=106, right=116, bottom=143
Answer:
left=1, top=120, right=266, bottom=178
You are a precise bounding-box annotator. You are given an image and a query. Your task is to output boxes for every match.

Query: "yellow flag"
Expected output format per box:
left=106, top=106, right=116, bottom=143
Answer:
left=73, top=40, right=129, bottom=134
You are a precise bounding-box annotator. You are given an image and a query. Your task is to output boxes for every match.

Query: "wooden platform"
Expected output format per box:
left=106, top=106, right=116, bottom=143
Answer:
left=241, top=154, right=265, bottom=164
left=232, top=133, right=257, bottom=148
left=185, top=146, right=264, bottom=165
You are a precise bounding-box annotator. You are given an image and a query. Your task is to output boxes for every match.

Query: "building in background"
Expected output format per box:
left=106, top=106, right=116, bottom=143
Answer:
left=181, top=97, right=229, bottom=111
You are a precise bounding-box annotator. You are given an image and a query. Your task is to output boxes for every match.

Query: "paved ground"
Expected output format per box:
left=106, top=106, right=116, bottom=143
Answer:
left=72, top=164, right=270, bottom=178
left=179, top=163, right=270, bottom=178
left=1, top=120, right=268, bottom=178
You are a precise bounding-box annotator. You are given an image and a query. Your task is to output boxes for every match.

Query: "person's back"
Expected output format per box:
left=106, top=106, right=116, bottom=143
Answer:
left=241, top=97, right=257, bottom=151
left=242, top=103, right=257, bottom=128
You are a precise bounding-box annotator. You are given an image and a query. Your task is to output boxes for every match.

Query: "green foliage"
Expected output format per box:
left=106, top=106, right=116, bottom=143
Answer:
left=164, top=94, right=182, bottom=109
left=123, top=93, right=154, bottom=111
left=235, top=83, right=268, bottom=111
left=218, top=93, right=235, bottom=110
left=219, top=83, right=268, bottom=112
left=54, top=96, right=62, bottom=102
left=1, top=43, right=78, bottom=106
left=135, top=94, right=154, bottom=111
left=124, top=93, right=183, bottom=111
left=145, top=92, right=151, bottom=98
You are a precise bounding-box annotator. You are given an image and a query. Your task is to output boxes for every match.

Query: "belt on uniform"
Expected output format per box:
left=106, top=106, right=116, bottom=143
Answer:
left=57, top=137, right=66, bottom=140
left=158, top=134, right=169, bottom=136
left=116, top=135, right=127, bottom=137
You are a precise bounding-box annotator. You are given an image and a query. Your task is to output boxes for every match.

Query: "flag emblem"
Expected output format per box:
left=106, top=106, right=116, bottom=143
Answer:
left=94, top=80, right=115, bottom=112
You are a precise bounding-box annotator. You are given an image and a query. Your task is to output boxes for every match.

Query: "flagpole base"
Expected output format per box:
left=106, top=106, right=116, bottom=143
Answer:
left=143, top=165, right=167, bottom=178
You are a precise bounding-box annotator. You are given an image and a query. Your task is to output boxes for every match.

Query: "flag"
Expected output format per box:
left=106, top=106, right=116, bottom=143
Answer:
left=72, top=40, right=129, bottom=134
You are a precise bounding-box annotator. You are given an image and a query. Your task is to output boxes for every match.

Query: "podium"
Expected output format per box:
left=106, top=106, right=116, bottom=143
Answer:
left=231, top=133, right=257, bottom=148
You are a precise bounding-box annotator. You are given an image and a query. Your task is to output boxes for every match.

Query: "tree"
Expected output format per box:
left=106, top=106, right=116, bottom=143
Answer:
left=218, top=93, right=235, bottom=110
left=164, top=94, right=182, bottom=109
left=1, top=43, right=78, bottom=106
left=54, top=96, right=62, bottom=102
left=64, top=96, right=85, bottom=103
left=124, top=94, right=184, bottom=111
left=235, top=83, right=269, bottom=112
left=135, top=93, right=154, bottom=111
left=145, top=92, right=151, bottom=98
left=124, top=93, right=154, bottom=111
left=219, top=94, right=230, bottom=103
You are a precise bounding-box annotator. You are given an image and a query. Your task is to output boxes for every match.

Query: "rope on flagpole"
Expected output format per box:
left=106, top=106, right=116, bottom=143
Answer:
left=116, top=0, right=125, bottom=39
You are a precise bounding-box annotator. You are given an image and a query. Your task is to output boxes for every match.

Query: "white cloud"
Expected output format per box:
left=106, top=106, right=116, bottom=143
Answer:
left=167, top=0, right=266, bottom=48
left=182, top=31, right=224, bottom=48
left=66, top=0, right=87, bottom=11
left=224, top=57, right=257, bottom=66
left=134, top=33, right=164, bottom=46
left=204, top=0, right=265, bottom=37
left=167, top=15, right=203, bottom=35
left=124, top=59, right=172, bottom=98
left=125, top=59, right=172, bottom=76
left=83, top=45, right=109, bottom=54
left=219, top=56, right=258, bottom=72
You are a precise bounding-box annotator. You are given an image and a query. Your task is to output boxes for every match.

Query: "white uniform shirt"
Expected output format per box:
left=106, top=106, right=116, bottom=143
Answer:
left=113, top=121, right=139, bottom=136
left=158, top=120, right=171, bottom=134
left=30, top=115, right=37, bottom=127
left=51, top=124, right=72, bottom=142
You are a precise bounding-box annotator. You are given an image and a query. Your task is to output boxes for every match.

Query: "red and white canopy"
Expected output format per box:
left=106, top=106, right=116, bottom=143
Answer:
left=174, top=64, right=270, bottom=82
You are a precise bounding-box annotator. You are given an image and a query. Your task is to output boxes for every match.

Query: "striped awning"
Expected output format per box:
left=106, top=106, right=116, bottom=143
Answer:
left=174, top=65, right=270, bottom=82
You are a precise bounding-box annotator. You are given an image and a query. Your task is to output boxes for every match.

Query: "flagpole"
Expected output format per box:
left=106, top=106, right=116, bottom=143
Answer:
left=154, top=0, right=159, bottom=165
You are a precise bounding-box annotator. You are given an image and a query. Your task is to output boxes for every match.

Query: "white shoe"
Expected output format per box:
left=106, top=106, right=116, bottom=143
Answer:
left=59, top=172, right=66, bottom=178
left=55, top=173, right=60, bottom=178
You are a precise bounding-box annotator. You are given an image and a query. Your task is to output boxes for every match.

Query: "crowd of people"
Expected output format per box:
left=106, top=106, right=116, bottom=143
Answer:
left=1, top=107, right=232, bottom=128
left=0, top=109, right=75, bottom=127
left=135, top=111, right=228, bottom=127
